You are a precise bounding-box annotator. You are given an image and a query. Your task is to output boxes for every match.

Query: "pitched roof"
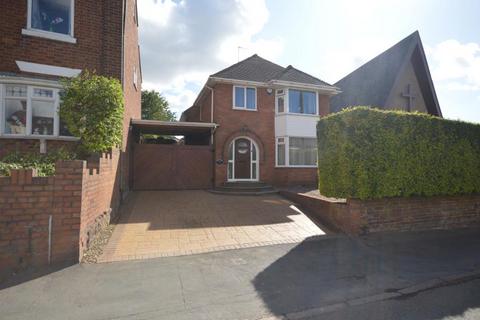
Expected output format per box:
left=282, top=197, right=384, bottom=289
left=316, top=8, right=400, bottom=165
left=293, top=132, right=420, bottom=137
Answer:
left=273, top=65, right=332, bottom=87
left=211, top=54, right=334, bottom=88
left=330, top=31, right=441, bottom=117
left=211, top=54, right=284, bottom=83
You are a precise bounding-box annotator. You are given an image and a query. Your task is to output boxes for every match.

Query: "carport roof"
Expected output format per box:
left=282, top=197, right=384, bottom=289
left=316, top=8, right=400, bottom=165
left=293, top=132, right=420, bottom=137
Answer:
left=131, top=119, right=218, bottom=135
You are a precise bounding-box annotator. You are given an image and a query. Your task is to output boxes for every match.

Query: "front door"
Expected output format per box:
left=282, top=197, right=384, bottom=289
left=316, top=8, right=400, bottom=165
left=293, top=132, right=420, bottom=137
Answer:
left=234, top=138, right=251, bottom=179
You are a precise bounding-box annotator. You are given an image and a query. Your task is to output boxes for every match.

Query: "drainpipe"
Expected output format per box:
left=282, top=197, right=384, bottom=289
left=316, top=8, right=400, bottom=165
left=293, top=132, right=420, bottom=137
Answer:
left=204, top=85, right=215, bottom=187
left=205, top=85, right=214, bottom=143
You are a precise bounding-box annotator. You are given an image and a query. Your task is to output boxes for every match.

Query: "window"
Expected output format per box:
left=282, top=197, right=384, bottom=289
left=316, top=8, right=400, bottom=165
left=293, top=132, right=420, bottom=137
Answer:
left=133, top=66, right=138, bottom=89
left=29, top=0, right=73, bottom=35
left=24, top=0, right=75, bottom=43
left=4, top=85, right=27, bottom=135
left=276, top=137, right=285, bottom=166
left=276, top=137, right=317, bottom=167
left=1, top=83, right=72, bottom=138
left=289, top=137, right=317, bottom=166
left=288, top=89, right=317, bottom=115
left=276, top=89, right=285, bottom=113
left=233, top=86, right=256, bottom=110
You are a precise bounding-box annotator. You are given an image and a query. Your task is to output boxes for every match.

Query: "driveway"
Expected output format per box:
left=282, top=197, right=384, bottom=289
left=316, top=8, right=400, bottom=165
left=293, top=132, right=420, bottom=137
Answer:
left=99, top=190, right=328, bottom=262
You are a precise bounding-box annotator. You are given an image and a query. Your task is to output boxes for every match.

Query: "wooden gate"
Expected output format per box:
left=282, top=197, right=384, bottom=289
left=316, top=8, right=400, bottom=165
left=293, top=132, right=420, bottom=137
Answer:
left=133, top=144, right=213, bottom=190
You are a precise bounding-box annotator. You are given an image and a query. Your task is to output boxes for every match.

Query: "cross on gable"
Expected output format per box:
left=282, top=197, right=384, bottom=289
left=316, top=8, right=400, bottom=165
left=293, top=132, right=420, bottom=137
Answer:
left=402, top=84, right=416, bottom=112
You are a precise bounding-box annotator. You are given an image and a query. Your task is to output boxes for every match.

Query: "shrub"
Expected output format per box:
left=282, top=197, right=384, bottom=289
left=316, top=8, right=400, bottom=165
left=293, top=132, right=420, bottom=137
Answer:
left=0, top=148, right=76, bottom=177
left=60, top=71, right=124, bottom=154
left=317, top=107, right=480, bottom=199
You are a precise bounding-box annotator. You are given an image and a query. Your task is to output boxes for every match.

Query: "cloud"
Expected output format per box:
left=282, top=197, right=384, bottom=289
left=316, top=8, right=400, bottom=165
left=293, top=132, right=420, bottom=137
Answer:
left=138, top=0, right=284, bottom=117
left=426, top=40, right=480, bottom=92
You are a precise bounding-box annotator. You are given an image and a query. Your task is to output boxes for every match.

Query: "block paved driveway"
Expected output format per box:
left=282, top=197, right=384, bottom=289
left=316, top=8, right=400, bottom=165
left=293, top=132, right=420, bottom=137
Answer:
left=98, top=190, right=328, bottom=262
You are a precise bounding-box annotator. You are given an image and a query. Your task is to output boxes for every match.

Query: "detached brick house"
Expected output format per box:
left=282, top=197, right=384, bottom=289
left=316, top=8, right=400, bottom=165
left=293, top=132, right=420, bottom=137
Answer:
left=181, top=54, right=340, bottom=187
left=180, top=32, right=441, bottom=189
left=0, top=0, right=141, bottom=193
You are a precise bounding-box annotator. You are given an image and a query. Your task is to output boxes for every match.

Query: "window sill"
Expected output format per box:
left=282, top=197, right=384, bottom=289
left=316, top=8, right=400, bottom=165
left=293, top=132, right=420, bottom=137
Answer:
left=275, top=112, right=319, bottom=117
left=22, top=28, right=77, bottom=44
left=232, top=107, right=258, bottom=112
left=275, top=165, right=317, bottom=168
left=0, top=134, right=79, bottom=142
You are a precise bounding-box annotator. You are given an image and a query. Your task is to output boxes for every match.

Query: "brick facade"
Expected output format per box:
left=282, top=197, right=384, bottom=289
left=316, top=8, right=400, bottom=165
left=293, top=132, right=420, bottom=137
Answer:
left=0, top=151, right=120, bottom=280
left=0, top=0, right=122, bottom=79
left=0, top=139, right=77, bottom=159
left=185, top=83, right=330, bottom=187
left=0, top=0, right=141, bottom=194
left=281, top=191, right=480, bottom=235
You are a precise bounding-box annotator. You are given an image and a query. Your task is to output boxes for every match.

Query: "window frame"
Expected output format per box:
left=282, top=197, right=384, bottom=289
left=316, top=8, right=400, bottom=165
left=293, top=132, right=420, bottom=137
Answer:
left=0, top=83, right=77, bottom=140
left=275, top=136, right=318, bottom=168
left=23, top=0, right=76, bottom=44
left=275, top=88, right=320, bottom=116
left=232, top=86, right=257, bottom=111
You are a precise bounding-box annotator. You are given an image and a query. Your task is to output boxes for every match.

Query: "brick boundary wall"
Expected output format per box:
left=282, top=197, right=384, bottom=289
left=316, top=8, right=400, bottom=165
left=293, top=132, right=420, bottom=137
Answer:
left=280, top=191, right=480, bottom=235
left=0, top=150, right=120, bottom=280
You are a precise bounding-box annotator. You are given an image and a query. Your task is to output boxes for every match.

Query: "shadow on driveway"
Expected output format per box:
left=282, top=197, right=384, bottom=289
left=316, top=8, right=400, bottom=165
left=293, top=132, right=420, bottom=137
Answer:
left=252, top=228, right=480, bottom=317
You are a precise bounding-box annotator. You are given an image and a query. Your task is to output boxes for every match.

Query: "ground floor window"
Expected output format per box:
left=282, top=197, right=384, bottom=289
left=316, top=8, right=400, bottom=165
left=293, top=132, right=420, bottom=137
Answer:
left=0, top=83, right=72, bottom=137
left=276, top=136, right=317, bottom=167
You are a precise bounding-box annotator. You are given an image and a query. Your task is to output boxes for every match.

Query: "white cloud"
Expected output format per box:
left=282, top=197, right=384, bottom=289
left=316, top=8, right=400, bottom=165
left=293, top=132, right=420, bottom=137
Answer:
left=426, top=40, right=480, bottom=92
left=138, top=0, right=284, bottom=117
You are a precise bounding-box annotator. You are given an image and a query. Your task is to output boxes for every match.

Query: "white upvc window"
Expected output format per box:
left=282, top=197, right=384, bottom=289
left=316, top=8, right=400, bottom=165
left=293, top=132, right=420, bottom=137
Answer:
left=133, top=66, right=138, bottom=90
left=23, top=0, right=76, bottom=44
left=275, top=88, right=319, bottom=116
left=276, top=89, right=286, bottom=114
left=0, top=83, right=73, bottom=138
left=233, top=86, right=257, bottom=110
left=276, top=136, right=317, bottom=167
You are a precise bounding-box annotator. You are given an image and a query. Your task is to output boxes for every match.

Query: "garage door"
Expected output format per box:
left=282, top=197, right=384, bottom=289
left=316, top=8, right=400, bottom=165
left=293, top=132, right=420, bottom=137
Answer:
left=133, top=143, right=213, bottom=190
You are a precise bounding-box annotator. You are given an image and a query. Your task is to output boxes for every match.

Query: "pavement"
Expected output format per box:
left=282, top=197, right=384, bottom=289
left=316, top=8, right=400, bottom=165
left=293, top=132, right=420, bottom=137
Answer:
left=99, top=191, right=327, bottom=262
left=1, top=228, right=480, bottom=320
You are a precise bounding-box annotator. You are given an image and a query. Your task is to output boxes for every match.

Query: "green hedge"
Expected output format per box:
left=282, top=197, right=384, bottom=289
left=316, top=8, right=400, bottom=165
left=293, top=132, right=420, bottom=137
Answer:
left=317, top=107, right=480, bottom=199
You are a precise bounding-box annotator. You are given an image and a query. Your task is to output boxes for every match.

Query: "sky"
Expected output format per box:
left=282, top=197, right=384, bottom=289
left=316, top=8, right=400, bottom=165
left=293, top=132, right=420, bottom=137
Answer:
left=138, top=0, right=480, bottom=123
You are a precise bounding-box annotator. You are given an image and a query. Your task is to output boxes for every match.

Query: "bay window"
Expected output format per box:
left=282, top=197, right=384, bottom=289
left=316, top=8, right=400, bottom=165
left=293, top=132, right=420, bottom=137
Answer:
left=1, top=83, right=72, bottom=138
left=276, top=137, right=317, bottom=167
left=233, top=86, right=256, bottom=110
left=288, top=89, right=317, bottom=115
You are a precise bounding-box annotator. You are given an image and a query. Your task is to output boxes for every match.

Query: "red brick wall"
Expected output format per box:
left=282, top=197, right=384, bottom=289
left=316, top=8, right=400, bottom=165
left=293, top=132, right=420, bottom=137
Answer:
left=79, top=150, right=121, bottom=256
left=0, top=0, right=122, bottom=79
left=0, top=151, right=120, bottom=280
left=191, top=83, right=330, bottom=187
left=121, top=0, right=141, bottom=193
left=0, top=139, right=77, bottom=159
left=280, top=191, right=480, bottom=235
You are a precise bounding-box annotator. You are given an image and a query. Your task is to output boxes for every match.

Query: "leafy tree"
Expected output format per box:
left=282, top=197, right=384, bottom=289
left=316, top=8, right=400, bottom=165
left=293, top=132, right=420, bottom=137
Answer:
left=141, top=90, right=176, bottom=121
left=60, top=71, right=124, bottom=154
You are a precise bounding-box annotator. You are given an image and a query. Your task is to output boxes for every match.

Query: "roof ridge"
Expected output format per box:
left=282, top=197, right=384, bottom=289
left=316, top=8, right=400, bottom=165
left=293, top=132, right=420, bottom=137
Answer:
left=273, top=64, right=333, bottom=86
left=210, top=54, right=284, bottom=78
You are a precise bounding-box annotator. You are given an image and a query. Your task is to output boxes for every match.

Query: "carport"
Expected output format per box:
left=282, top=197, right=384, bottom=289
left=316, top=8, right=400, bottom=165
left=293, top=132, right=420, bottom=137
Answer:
left=130, top=120, right=218, bottom=190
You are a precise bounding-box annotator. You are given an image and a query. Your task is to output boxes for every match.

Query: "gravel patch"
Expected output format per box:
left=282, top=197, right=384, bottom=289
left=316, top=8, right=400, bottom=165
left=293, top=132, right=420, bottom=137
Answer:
left=81, top=224, right=116, bottom=264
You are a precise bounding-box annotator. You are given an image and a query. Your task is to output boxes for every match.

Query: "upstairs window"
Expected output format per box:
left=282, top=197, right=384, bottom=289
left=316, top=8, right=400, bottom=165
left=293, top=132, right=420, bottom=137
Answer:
left=288, top=89, right=317, bottom=115
left=276, top=89, right=285, bottom=113
left=29, top=0, right=74, bottom=36
left=233, top=86, right=256, bottom=110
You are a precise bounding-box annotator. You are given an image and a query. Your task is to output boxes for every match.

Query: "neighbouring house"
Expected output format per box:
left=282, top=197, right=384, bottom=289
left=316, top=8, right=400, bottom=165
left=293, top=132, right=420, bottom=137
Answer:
left=0, top=0, right=142, bottom=194
left=177, top=31, right=442, bottom=189
left=330, top=31, right=442, bottom=116
left=0, top=0, right=141, bottom=274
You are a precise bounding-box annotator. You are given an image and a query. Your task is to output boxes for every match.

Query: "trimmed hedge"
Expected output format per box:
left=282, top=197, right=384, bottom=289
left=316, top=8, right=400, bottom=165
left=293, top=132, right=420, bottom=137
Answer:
left=317, top=107, right=480, bottom=199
